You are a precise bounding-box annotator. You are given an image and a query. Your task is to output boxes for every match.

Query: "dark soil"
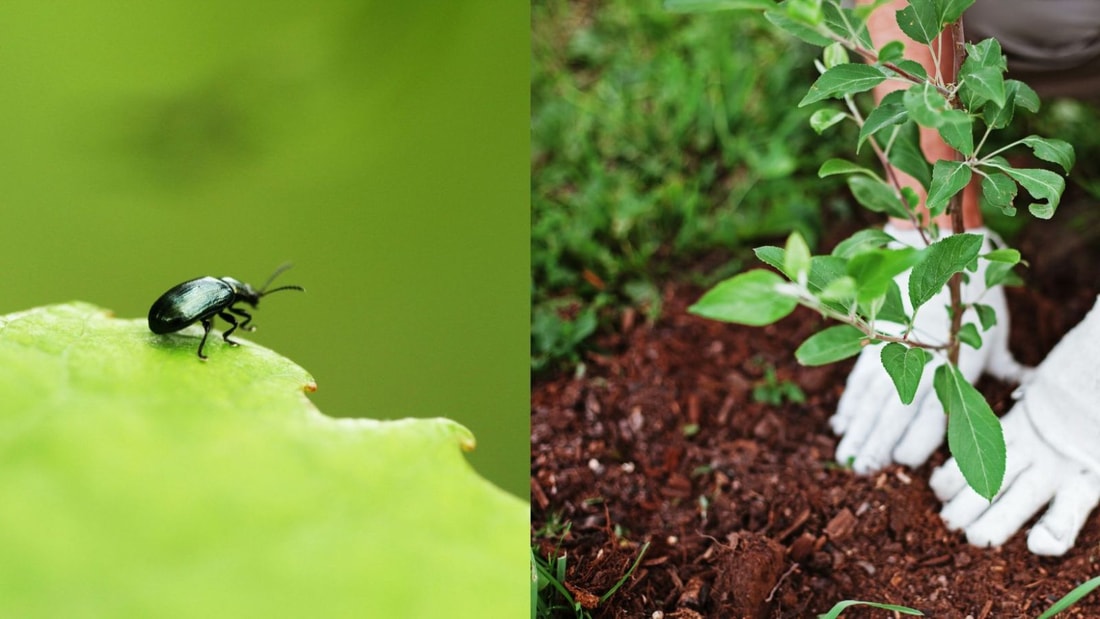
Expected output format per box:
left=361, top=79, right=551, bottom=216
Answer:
left=532, top=201, right=1100, bottom=618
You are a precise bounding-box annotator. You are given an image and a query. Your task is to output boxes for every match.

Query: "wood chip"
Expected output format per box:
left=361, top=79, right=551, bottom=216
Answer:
left=824, top=508, right=858, bottom=542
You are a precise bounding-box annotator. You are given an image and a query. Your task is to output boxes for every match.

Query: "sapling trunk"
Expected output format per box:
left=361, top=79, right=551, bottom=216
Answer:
left=945, top=17, right=968, bottom=367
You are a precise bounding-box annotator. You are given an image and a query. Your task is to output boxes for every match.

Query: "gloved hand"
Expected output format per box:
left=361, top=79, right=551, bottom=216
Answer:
left=830, top=223, right=1029, bottom=474
left=931, top=296, right=1100, bottom=556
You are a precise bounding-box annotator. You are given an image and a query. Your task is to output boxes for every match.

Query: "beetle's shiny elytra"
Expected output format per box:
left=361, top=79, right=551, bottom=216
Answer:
left=148, top=264, right=304, bottom=360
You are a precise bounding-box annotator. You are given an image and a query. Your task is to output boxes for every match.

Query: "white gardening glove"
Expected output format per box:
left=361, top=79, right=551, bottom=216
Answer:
left=931, top=296, right=1100, bottom=556
left=830, top=223, right=1029, bottom=474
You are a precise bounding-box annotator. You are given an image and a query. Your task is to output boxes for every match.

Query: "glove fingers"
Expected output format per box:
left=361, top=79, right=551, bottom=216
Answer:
left=833, top=377, right=908, bottom=473
left=938, top=435, right=1034, bottom=530
left=892, top=388, right=947, bottom=467
left=959, top=464, right=1059, bottom=548
left=1028, top=470, right=1100, bottom=556
left=831, top=353, right=887, bottom=435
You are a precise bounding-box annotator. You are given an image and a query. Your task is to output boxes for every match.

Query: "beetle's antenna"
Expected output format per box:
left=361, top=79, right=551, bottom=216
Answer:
left=259, top=263, right=296, bottom=294
left=262, top=284, right=305, bottom=297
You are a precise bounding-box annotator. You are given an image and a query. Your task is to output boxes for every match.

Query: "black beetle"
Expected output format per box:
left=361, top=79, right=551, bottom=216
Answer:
left=148, top=264, right=304, bottom=360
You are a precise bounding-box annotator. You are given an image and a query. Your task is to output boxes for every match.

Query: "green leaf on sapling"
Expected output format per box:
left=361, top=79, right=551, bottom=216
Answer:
left=858, top=90, right=907, bottom=152
left=784, top=231, right=812, bottom=284
left=1003, top=167, right=1065, bottom=219
left=973, top=303, right=997, bottom=330
left=664, top=0, right=776, bottom=12
left=895, top=0, right=941, bottom=44
left=795, top=324, right=867, bottom=366
left=934, top=363, right=1006, bottom=501
left=823, top=42, right=849, bottom=68
left=831, top=228, right=895, bottom=259
left=1021, top=136, right=1075, bottom=174
left=819, top=275, right=857, bottom=303
left=980, top=172, right=1018, bottom=216
left=926, top=160, right=973, bottom=216
left=878, top=40, right=905, bottom=63
left=878, top=280, right=910, bottom=324
left=848, top=175, right=909, bottom=218
left=847, top=247, right=922, bottom=304
left=903, top=83, right=950, bottom=127
left=983, top=248, right=1021, bottom=264
left=909, top=233, right=984, bottom=311
left=689, top=269, right=798, bottom=325
left=887, top=122, right=932, bottom=189
left=938, top=0, right=975, bottom=24
left=821, top=1, right=873, bottom=49
left=0, top=303, right=526, bottom=618
left=937, top=109, right=975, bottom=156
left=765, top=9, right=833, bottom=46
left=984, top=261, right=1023, bottom=288
left=810, top=109, right=847, bottom=134
left=880, top=342, right=930, bottom=405
left=785, top=0, right=824, bottom=25
left=818, top=158, right=880, bottom=179
left=889, top=59, right=929, bottom=81
left=958, top=322, right=982, bottom=349
left=958, top=39, right=1006, bottom=109
left=800, top=64, right=887, bottom=106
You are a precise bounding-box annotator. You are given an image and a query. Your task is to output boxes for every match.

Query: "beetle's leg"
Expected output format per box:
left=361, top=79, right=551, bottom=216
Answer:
left=197, top=318, right=213, bottom=360
left=219, top=312, right=241, bottom=346
left=228, top=306, right=255, bottom=331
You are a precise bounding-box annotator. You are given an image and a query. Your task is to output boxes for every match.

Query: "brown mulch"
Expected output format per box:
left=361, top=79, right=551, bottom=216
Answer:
left=532, top=203, right=1100, bottom=617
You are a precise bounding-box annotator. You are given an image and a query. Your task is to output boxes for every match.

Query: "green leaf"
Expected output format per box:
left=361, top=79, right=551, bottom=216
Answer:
left=818, top=158, right=879, bottom=179
left=858, top=90, right=907, bottom=151
left=785, top=231, right=812, bottom=283
left=756, top=248, right=848, bottom=299
left=938, top=0, right=974, bottom=24
left=1001, top=167, right=1065, bottom=219
left=823, top=42, right=849, bottom=68
left=984, top=261, right=1023, bottom=288
left=909, top=233, right=984, bottom=310
left=800, top=64, right=887, bottom=107
left=878, top=280, right=910, bottom=324
left=973, top=303, right=997, bottom=330
left=689, top=269, right=798, bottom=325
left=890, top=59, right=928, bottom=81
left=934, top=364, right=1006, bottom=501
left=903, top=83, right=950, bottom=127
left=1010, top=79, right=1040, bottom=112
left=895, top=0, right=941, bottom=44
left=1037, top=575, right=1100, bottom=619
left=0, top=303, right=526, bottom=617
left=926, top=160, right=973, bottom=215
left=1021, top=135, right=1075, bottom=174
left=980, top=172, right=1018, bottom=216
left=785, top=0, right=823, bottom=25
left=847, top=247, right=922, bottom=304
left=795, top=325, right=867, bottom=366
left=831, top=228, right=895, bottom=259
left=765, top=9, right=833, bottom=46
left=818, top=599, right=925, bottom=619
left=820, top=275, right=858, bottom=303
left=958, top=322, right=982, bottom=349
left=937, top=109, right=975, bottom=156
left=958, top=39, right=1006, bottom=109
left=983, top=248, right=1021, bottom=264
left=880, top=343, right=930, bottom=405
left=848, top=175, right=909, bottom=218
left=821, top=2, right=873, bottom=48
left=810, top=109, right=847, bottom=134
left=878, top=40, right=905, bottom=63
left=888, top=123, right=932, bottom=189
left=664, top=0, right=775, bottom=11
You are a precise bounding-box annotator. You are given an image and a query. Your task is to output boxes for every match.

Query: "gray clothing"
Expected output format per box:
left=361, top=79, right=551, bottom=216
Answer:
left=965, top=0, right=1100, bottom=98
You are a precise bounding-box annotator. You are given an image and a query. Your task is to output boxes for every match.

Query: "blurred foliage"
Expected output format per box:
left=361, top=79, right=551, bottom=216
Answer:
left=531, top=0, right=855, bottom=371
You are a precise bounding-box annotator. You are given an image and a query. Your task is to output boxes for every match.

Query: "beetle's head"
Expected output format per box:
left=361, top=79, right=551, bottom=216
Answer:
left=252, top=264, right=305, bottom=305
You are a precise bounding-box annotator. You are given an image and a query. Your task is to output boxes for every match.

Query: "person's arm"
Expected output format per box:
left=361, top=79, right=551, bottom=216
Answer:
left=861, top=0, right=982, bottom=229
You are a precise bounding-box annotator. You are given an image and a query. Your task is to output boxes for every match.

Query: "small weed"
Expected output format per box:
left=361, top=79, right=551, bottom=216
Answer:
left=752, top=364, right=806, bottom=406
left=532, top=539, right=651, bottom=619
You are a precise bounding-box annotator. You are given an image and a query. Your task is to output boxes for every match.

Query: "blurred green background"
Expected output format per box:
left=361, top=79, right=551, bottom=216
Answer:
left=0, top=2, right=528, bottom=498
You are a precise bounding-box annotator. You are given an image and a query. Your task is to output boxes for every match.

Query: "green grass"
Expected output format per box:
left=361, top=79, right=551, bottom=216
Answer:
left=532, top=0, right=854, bottom=370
